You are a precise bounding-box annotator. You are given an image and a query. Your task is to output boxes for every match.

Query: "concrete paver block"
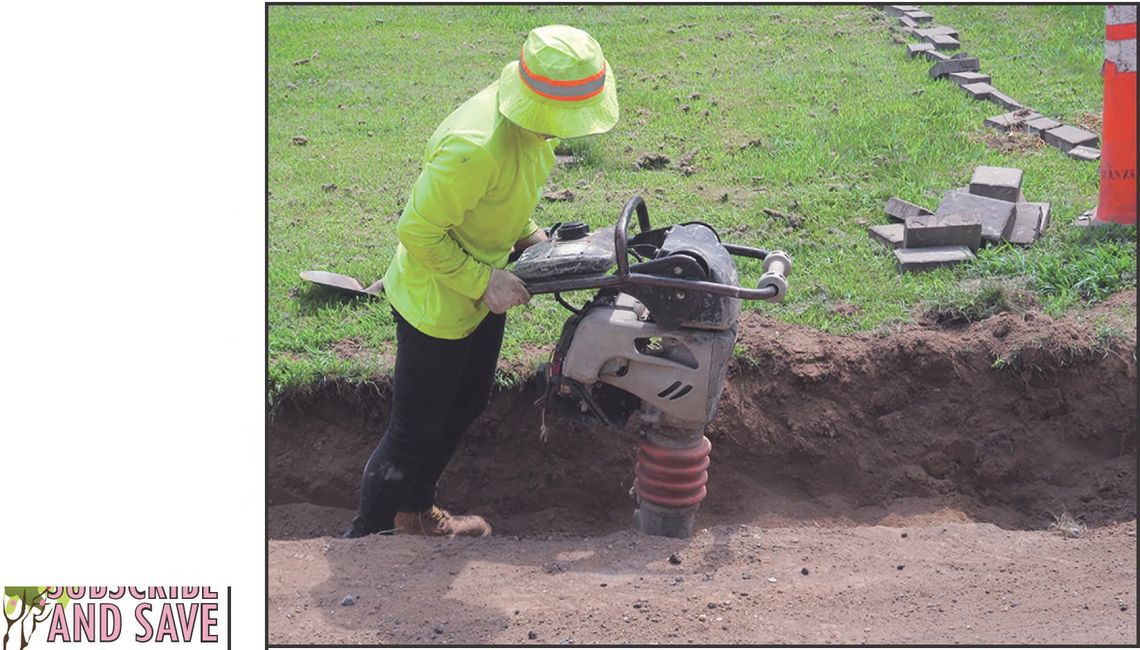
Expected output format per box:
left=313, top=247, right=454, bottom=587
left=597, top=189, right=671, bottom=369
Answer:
left=935, top=189, right=1016, bottom=243
left=952, top=185, right=1023, bottom=203
left=984, top=109, right=1042, bottom=132
left=1066, top=145, right=1102, bottom=161
left=907, top=42, right=935, bottom=58
left=869, top=223, right=905, bottom=249
left=899, top=14, right=919, bottom=28
left=904, top=214, right=983, bottom=250
left=1007, top=203, right=1043, bottom=246
left=961, top=81, right=994, bottom=100
left=923, top=49, right=952, bottom=62
left=917, top=26, right=960, bottom=38
left=927, top=33, right=961, bottom=51
left=885, top=5, right=922, bottom=17
left=1043, top=125, right=1099, bottom=152
left=986, top=90, right=1024, bottom=110
left=1024, top=116, right=1062, bottom=136
left=1031, top=202, right=1051, bottom=234
left=904, top=10, right=934, bottom=23
left=969, top=166, right=1023, bottom=203
left=894, top=245, right=975, bottom=272
left=885, top=196, right=935, bottom=223
left=929, top=56, right=980, bottom=78
left=948, top=71, right=991, bottom=86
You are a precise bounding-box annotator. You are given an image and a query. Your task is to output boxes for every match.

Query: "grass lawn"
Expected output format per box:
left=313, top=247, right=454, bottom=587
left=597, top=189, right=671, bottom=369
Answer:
left=268, top=4, right=1135, bottom=399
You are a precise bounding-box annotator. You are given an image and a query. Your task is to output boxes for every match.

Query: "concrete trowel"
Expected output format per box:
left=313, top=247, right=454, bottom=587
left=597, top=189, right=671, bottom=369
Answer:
left=299, top=270, right=384, bottom=297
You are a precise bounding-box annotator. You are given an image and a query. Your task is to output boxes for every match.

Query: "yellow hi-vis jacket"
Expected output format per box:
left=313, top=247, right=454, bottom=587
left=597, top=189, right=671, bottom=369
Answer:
left=383, top=80, right=556, bottom=339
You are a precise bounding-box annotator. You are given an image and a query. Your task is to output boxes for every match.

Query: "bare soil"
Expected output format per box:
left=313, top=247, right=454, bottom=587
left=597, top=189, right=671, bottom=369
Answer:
left=268, top=291, right=1137, bottom=645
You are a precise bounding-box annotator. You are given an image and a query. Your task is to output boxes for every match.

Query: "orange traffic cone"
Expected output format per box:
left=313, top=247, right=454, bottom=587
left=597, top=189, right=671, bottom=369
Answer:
left=1096, top=5, right=1137, bottom=225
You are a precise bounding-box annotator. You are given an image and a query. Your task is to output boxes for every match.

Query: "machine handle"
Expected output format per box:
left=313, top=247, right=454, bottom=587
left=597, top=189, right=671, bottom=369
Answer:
left=722, top=243, right=768, bottom=260
left=614, top=195, right=651, bottom=277
left=756, top=250, right=792, bottom=302
left=521, top=198, right=790, bottom=302
left=523, top=271, right=781, bottom=301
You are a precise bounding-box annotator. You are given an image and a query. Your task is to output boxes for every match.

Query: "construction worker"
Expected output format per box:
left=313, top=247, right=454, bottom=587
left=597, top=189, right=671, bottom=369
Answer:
left=344, top=25, right=619, bottom=538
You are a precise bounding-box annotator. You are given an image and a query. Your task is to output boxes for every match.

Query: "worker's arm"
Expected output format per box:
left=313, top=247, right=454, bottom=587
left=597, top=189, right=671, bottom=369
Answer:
left=396, top=137, right=500, bottom=301
left=513, top=136, right=559, bottom=252
left=513, top=220, right=547, bottom=253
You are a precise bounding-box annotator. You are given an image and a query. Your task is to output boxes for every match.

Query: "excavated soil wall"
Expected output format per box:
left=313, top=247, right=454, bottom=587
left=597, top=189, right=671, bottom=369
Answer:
left=268, top=292, right=1137, bottom=539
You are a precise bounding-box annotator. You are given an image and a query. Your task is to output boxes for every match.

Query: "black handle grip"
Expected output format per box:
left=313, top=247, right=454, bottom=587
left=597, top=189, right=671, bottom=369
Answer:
left=614, top=195, right=651, bottom=277
left=722, top=243, right=768, bottom=260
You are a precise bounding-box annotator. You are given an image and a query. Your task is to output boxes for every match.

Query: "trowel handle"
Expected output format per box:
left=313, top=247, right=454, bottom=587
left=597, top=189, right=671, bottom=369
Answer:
left=614, top=195, right=652, bottom=277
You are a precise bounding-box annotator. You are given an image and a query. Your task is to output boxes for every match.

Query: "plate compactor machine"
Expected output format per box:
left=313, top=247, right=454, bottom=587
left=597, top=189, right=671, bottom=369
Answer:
left=514, top=196, right=792, bottom=539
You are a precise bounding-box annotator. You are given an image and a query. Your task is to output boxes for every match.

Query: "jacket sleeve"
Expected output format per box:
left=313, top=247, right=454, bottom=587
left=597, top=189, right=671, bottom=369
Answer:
left=396, top=137, right=499, bottom=301
left=516, top=138, right=558, bottom=240
left=516, top=218, right=541, bottom=241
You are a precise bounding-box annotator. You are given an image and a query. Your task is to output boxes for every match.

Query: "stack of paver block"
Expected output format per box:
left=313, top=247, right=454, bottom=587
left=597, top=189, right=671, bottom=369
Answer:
left=870, top=166, right=1051, bottom=272
left=880, top=5, right=1102, bottom=161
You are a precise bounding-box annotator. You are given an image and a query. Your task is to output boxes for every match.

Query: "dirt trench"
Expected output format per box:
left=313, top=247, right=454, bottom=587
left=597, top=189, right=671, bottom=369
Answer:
left=268, top=291, right=1137, bottom=541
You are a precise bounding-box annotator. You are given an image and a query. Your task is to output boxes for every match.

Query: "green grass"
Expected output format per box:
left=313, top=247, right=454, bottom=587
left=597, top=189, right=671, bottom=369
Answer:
left=268, top=4, right=1135, bottom=399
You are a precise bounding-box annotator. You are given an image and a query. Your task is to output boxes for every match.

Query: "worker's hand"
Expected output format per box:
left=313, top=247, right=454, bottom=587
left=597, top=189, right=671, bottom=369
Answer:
left=513, top=228, right=549, bottom=254
left=481, top=268, right=531, bottom=314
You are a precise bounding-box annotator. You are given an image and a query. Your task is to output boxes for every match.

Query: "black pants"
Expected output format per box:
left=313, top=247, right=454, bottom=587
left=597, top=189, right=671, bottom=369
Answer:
left=348, top=309, right=506, bottom=536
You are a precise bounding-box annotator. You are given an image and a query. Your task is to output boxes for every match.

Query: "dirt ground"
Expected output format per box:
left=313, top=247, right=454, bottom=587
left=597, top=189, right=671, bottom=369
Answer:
left=268, top=291, right=1137, bottom=645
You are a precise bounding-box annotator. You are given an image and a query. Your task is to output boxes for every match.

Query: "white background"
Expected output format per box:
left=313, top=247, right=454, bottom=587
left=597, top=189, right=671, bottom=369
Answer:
left=1, top=0, right=264, bottom=647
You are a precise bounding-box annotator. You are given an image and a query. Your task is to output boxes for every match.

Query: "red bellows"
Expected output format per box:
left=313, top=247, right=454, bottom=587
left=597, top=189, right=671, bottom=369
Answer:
left=1098, top=5, right=1137, bottom=224
left=633, top=436, right=711, bottom=508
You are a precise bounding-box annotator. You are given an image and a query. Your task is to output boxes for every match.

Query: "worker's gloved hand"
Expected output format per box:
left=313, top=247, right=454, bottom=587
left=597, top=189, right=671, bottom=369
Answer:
left=481, top=268, right=531, bottom=314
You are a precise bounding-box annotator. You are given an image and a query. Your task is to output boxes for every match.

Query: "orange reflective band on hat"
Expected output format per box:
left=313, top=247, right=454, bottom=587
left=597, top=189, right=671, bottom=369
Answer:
left=518, top=50, right=606, bottom=102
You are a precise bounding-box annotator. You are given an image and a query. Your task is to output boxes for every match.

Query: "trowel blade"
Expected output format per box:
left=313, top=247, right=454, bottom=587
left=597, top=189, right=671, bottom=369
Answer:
left=300, top=271, right=384, bottom=297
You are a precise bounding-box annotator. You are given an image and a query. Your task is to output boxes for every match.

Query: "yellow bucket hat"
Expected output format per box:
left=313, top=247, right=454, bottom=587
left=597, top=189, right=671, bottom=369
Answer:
left=497, top=25, right=619, bottom=139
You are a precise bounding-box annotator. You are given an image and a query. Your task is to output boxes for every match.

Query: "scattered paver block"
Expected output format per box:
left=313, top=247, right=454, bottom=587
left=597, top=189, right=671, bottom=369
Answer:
left=1007, top=203, right=1043, bottom=246
left=963, top=187, right=1026, bottom=204
left=948, top=71, right=991, bottom=86
left=984, top=109, right=1042, bottom=132
left=907, top=42, right=935, bottom=58
left=904, top=214, right=983, bottom=250
left=885, top=5, right=923, bottom=18
left=869, top=223, right=905, bottom=249
left=987, top=90, right=1024, bottom=110
left=929, top=56, right=980, bottom=78
left=917, top=26, right=960, bottom=38
left=1042, top=125, right=1099, bottom=152
left=926, top=33, right=961, bottom=51
left=923, top=49, right=952, bottom=62
left=1032, top=202, right=1051, bottom=234
left=935, top=189, right=1016, bottom=243
left=904, top=10, right=934, bottom=23
left=1066, top=145, right=1102, bottom=161
left=969, top=166, right=1023, bottom=203
left=950, top=52, right=972, bottom=60
left=1024, top=116, right=1062, bottom=136
left=885, top=196, right=935, bottom=223
left=961, top=82, right=995, bottom=100
left=894, top=246, right=975, bottom=272
left=898, top=14, right=919, bottom=28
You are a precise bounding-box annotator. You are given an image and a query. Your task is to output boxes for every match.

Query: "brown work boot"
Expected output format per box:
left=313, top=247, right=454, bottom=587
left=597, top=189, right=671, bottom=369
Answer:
left=393, top=505, right=492, bottom=537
